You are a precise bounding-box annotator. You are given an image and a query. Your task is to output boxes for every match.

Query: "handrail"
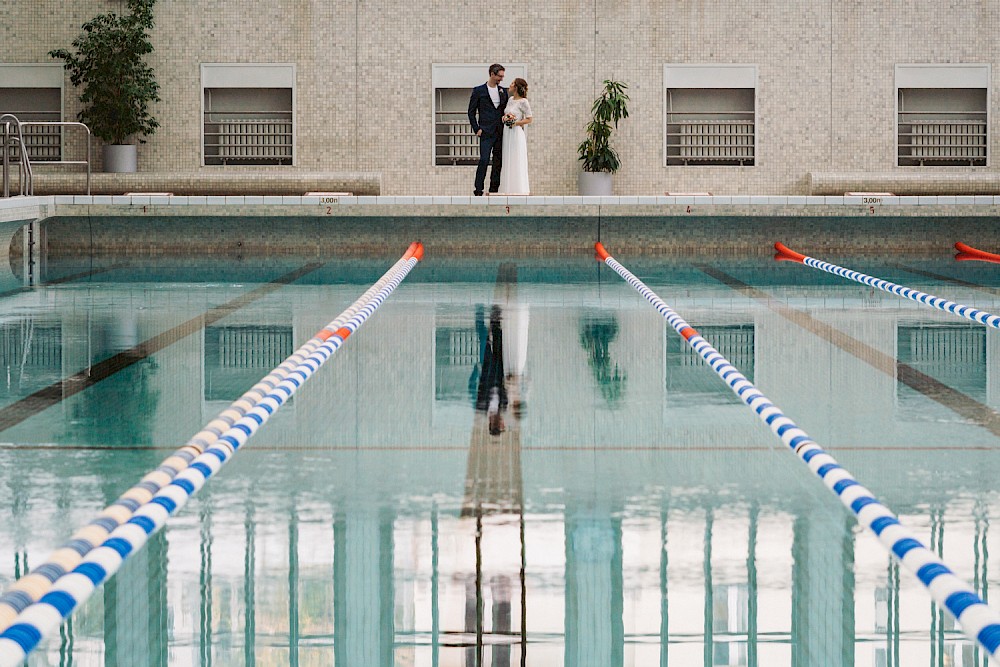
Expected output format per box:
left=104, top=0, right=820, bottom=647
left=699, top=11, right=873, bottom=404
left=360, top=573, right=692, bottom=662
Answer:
left=19, top=121, right=91, bottom=195
left=0, top=114, right=32, bottom=197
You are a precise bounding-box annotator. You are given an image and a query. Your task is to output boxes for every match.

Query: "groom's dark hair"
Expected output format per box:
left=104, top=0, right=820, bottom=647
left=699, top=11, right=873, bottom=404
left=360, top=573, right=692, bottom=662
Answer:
left=489, top=63, right=505, bottom=76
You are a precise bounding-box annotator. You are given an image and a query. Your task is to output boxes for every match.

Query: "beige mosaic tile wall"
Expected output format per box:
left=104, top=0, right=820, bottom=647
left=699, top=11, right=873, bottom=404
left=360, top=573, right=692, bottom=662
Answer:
left=5, top=0, right=1000, bottom=195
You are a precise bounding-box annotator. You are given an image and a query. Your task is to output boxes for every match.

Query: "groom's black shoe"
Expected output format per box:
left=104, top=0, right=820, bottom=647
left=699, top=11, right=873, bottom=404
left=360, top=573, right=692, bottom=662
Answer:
left=474, top=191, right=483, bottom=196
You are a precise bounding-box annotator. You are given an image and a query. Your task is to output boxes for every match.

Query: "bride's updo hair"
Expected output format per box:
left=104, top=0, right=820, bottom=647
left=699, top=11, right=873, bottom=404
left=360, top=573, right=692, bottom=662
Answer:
left=511, top=78, right=528, bottom=97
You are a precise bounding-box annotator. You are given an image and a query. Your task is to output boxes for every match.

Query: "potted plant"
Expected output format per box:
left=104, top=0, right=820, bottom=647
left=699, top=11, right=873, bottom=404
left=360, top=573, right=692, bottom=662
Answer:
left=50, top=0, right=160, bottom=173
left=577, top=79, right=630, bottom=196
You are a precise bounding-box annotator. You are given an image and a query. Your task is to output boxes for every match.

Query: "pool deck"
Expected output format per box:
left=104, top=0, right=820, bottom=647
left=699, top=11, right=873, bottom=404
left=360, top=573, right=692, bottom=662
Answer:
left=3, top=194, right=1000, bottom=256
left=5, top=192, right=1000, bottom=219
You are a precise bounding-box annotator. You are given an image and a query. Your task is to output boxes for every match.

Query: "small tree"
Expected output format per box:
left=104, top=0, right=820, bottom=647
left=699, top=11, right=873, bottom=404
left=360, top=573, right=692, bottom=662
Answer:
left=577, top=79, right=630, bottom=173
left=50, top=0, right=160, bottom=145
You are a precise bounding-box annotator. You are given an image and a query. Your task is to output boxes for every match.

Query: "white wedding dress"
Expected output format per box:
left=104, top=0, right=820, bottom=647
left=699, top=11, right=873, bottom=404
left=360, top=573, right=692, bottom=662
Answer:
left=499, top=98, right=532, bottom=194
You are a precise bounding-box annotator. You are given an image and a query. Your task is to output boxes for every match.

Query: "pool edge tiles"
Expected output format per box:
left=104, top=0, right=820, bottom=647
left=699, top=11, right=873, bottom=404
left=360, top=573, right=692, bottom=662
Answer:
left=39, top=197, right=1000, bottom=217
left=30, top=212, right=1000, bottom=256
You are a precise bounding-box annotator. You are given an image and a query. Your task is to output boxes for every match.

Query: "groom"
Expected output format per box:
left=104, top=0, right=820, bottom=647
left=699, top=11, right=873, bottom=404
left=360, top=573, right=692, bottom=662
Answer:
left=468, top=63, right=508, bottom=196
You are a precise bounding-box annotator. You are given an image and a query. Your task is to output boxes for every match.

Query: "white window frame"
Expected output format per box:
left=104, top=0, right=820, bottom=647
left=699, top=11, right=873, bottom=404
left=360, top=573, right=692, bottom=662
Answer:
left=431, top=63, right=528, bottom=167
left=200, top=63, right=296, bottom=167
left=895, top=64, right=990, bottom=168
left=662, top=64, right=758, bottom=167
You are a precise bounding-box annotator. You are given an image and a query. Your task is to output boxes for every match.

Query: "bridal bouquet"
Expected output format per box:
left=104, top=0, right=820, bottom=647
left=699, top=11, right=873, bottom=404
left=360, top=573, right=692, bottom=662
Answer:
left=502, top=114, right=516, bottom=128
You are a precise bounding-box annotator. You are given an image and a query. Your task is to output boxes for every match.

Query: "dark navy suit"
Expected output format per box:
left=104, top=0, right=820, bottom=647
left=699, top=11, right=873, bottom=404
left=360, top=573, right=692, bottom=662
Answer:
left=468, top=83, right=508, bottom=195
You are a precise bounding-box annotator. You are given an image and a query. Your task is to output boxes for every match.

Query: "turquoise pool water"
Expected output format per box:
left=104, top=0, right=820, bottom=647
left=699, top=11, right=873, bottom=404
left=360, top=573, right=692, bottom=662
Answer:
left=2, top=247, right=1000, bottom=666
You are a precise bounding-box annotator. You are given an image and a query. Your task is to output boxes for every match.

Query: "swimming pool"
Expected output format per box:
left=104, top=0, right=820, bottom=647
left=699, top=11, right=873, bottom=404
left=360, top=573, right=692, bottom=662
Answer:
left=1, top=236, right=999, bottom=666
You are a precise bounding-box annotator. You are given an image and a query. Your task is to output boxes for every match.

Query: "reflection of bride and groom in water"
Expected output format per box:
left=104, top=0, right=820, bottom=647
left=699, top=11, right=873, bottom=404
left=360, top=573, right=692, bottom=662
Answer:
left=461, top=261, right=628, bottom=515
left=464, top=263, right=528, bottom=516
left=458, top=262, right=629, bottom=665
left=471, top=264, right=529, bottom=438
left=461, top=263, right=528, bottom=666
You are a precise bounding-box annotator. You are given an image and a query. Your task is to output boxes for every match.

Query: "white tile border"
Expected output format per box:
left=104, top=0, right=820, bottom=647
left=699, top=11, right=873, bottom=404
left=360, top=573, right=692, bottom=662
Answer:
left=11, top=192, right=1000, bottom=216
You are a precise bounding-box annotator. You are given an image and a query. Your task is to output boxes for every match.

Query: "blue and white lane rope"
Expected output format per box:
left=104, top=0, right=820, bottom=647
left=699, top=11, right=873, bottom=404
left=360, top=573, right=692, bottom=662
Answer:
left=0, top=242, right=420, bottom=636
left=0, top=243, right=424, bottom=666
left=775, top=242, right=1000, bottom=329
left=595, top=242, right=1000, bottom=662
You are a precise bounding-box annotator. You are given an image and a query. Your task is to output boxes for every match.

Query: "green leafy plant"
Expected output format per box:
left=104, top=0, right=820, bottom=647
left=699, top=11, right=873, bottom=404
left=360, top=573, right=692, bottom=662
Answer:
left=49, top=0, right=160, bottom=145
left=577, top=79, right=630, bottom=173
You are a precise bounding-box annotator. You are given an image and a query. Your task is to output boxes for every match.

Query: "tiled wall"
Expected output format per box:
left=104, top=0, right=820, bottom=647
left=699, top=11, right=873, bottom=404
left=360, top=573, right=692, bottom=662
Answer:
left=5, top=1, right=1000, bottom=195
left=37, top=212, right=1000, bottom=257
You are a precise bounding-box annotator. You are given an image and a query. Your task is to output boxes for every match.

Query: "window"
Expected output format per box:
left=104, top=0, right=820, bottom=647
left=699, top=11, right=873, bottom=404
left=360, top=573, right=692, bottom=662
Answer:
left=0, top=64, right=63, bottom=161
left=201, top=64, right=294, bottom=166
left=896, top=64, right=989, bottom=166
left=432, top=64, right=527, bottom=166
left=665, top=65, right=756, bottom=166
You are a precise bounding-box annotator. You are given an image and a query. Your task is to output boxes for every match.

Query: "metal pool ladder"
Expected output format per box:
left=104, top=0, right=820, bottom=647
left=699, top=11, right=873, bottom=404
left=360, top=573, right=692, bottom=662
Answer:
left=1, top=115, right=92, bottom=197
left=1, top=114, right=32, bottom=197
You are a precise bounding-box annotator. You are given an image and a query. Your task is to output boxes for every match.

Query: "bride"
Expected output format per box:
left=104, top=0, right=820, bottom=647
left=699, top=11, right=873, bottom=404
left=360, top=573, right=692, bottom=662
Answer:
left=499, top=78, right=532, bottom=194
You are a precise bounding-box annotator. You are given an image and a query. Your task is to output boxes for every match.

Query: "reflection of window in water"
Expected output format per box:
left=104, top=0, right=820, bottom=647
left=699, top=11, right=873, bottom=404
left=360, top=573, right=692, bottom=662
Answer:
left=666, top=324, right=754, bottom=405
left=897, top=323, right=987, bottom=419
left=0, top=320, right=62, bottom=397
left=205, top=325, right=293, bottom=401
left=713, top=583, right=748, bottom=666
left=435, top=326, right=479, bottom=402
left=874, top=586, right=889, bottom=633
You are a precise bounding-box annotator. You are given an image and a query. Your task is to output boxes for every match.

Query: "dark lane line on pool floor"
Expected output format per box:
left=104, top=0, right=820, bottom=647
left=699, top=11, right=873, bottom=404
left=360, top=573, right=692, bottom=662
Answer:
left=698, top=265, right=1000, bottom=441
left=891, top=262, right=1000, bottom=297
left=0, top=262, right=324, bottom=434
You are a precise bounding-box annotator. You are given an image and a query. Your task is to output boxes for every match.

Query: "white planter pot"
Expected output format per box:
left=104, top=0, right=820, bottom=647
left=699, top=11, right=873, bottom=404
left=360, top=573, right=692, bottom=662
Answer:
left=578, top=171, right=612, bottom=196
left=103, top=144, right=137, bottom=173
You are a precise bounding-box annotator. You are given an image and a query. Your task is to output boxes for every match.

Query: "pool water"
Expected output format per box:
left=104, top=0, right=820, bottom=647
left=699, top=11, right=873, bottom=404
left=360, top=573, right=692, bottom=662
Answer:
left=2, top=249, right=1000, bottom=666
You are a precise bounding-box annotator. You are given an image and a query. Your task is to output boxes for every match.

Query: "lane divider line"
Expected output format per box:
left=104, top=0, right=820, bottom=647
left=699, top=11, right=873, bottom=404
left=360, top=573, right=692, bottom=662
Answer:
left=774, top=242, right=1000, bottom=329
left=0, top=243, right=423, bottom=664
left=0, top=262, right=323, bottom=433
left=0, top=245, right=418, bottom=634
left=596, top=241, right=1000, bottom=661
left=699, top=264, right=1000, bottom=440
left=0, top=260, right=335, bottom=630
left=956, top=242, right=1000, bottom=265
